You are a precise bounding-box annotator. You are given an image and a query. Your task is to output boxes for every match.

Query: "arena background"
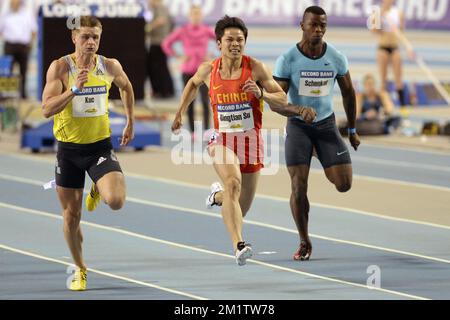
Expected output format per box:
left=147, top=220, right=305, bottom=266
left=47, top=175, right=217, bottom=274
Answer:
left=0, top=0, right=449, bottom=302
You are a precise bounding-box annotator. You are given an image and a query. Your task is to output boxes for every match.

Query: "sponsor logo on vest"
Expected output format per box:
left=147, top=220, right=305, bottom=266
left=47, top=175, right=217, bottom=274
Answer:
left=301, top=71, right=334, bottom=77
left=85, top=108, right=98, bottom=114
left=79, top=86, right=107, bottom=95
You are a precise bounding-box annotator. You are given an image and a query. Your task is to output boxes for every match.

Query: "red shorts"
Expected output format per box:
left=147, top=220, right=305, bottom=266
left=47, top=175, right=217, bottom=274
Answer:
left=208, top=129, right=264, bottom=173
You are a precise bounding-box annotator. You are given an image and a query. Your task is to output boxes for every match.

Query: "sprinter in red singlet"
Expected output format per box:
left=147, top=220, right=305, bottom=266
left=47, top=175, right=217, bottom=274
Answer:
left=172, top=16, right=308, bottom=266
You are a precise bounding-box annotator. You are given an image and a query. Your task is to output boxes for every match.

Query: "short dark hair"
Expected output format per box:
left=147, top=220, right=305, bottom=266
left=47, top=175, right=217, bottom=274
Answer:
left=215, top=15, right=248, bottom=42
left=303, top=6, right=327, bottom=20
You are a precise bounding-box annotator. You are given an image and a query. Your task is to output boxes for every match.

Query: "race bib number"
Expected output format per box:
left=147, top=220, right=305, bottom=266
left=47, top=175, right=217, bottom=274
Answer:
left=298, top=71, right=334, bottom=97
left=217, top=103, right=254, bottom=133
left=72, top=85, right=107, bottom=118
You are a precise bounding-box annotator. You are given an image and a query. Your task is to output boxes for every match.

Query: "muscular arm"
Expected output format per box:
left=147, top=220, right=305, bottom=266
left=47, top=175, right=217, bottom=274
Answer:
left=107, top=58, right=135, bottom=124
left=337, top=72, right=357, bottom=129
left=356, top=92, right=363, bottom=118
left=272, top=79, right=317, bottom=122
left=249, top=60, right=301, bottom=117
left=41, top=59, right=76, bottom=118
left=249, top=58, right=315, bottom=118
left=338, top=72, right=360, bottom=150
left=172, top=61, right=212, bottom=131
left=250, top=60, right=287, bottom=106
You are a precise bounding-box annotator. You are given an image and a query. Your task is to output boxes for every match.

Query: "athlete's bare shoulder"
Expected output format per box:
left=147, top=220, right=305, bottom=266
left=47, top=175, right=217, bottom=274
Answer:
left=197, top=60, right=214, bottom=77
left=103, top=57, right=123, bottom=75
left=193, top=60, right=214, bottom=86
left=103, top=57, right=120, bottom=66
left=47, top=56, right=70, bottom=81
left=249, top=56, right=270, bottom=81
left=43, top=56, right=71, bottom=99
left=249, top=56, right=263, bottom=68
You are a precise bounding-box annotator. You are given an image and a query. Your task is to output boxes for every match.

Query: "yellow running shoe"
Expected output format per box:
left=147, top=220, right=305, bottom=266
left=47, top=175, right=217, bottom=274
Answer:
left=69, top=268, right=87, bottom=291
left=86, top=184, right=100, bottom=212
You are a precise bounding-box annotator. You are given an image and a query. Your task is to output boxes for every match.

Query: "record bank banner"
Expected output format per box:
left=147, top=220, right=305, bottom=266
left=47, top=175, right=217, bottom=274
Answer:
left=165, top=0, right=450, bottom=30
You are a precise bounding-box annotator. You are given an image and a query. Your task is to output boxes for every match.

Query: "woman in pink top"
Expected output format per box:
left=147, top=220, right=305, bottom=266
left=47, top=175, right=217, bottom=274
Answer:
left=162, top=5, right=216, bottom=134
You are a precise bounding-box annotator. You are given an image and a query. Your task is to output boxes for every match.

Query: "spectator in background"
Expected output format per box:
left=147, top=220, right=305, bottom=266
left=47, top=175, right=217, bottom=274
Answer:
left=369, top=0, right=413, bottom=116
left=340, top=74, right=401, bottom=135
left=162, top=4, right=216, bottom=137
left=146, top=0, right=174, bottom=98
left=0, top=0, right=37, bottom=99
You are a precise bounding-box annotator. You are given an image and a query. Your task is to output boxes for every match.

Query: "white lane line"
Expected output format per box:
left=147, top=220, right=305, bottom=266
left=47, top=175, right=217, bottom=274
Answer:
left=0, top=173, right=44, bottom=186
left=350, top=155, right=450, bottom=173
left=0, top=243, right=207, bottom=300
left=4, top=149, right=450, bottom=192
left=357, top=142, right=450, bottom=156
left=275, top=141, right=450, bottom=160
left=125, top=197, right=450, bottom=265
left=1, top=173, right=450, bottom=263
left=271, top=148, right=450, bottom=191
left=0, top=202, right=428, bottom=300
left=153, top=147, right=450, bottom=192
left=8, top=168, right=444, bottom=230
left=351, top=174, right=450, bottom=192
left=0, top=152, right=55, bottom=163
left=296, top=168, right=450, bottom=192
left=272, top=143, right=450, bottom=172
left=124, top=173, right=450, bottom=231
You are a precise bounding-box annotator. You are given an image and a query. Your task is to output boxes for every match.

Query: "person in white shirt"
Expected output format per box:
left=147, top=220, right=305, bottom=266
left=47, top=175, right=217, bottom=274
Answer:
left=0, top=0, right=38, bottom=98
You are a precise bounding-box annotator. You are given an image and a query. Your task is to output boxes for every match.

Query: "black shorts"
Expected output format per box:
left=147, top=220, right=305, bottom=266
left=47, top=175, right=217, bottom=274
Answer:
left=378, top=46, right=398, bottom=55
left=285, top=114, right=351, bottom=168
left=55, top=138, right=122, bottom=189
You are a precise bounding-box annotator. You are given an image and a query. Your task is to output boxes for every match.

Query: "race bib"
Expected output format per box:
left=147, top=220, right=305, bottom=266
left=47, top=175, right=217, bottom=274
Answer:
left=217, top=103, right=254, bottom=133
left=298, top=71, right=334, bottom=97
left=72, top=85, right=107, bottom=118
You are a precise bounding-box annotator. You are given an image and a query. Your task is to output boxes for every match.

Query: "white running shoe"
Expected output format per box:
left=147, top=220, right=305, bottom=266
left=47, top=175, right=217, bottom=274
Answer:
left=205, top=182, right=223, bottom=209
left=235, top=242, right=253, bottom=266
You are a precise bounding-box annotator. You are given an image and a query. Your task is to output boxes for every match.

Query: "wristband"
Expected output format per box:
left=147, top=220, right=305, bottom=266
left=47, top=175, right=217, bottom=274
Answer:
left=348, top=127, right=357, bottom=135
left=71, top=85, right=80, bottom=95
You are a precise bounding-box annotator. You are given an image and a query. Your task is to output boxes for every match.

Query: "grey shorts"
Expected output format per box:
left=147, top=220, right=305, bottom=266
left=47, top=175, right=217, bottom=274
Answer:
left=285, top=114, right=351, bottom=168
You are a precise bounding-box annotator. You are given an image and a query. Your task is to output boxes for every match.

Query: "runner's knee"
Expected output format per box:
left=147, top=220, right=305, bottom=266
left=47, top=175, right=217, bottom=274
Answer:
left=63, top=210, right=81, bottom=231
left=224, top=176, right=241, bottom=198
left=291, top=179, right=308, bottom=202
left=104, top=194, right=125, bottom=211
left=335, top=179, right=352, bottom=193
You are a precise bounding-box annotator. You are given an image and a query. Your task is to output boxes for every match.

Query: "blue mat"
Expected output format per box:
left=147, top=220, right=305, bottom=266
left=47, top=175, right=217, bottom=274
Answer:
left=21, top=111, right=161, bottom=152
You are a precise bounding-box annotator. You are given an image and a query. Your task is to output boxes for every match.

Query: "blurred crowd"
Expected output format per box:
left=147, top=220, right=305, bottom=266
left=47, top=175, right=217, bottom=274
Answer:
left=1, top=0, right=443, bottom=137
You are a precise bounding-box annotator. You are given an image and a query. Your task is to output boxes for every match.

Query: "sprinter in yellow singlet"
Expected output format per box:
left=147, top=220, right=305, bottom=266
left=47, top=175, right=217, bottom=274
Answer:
left=41, top=16, right=135, bottom=291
